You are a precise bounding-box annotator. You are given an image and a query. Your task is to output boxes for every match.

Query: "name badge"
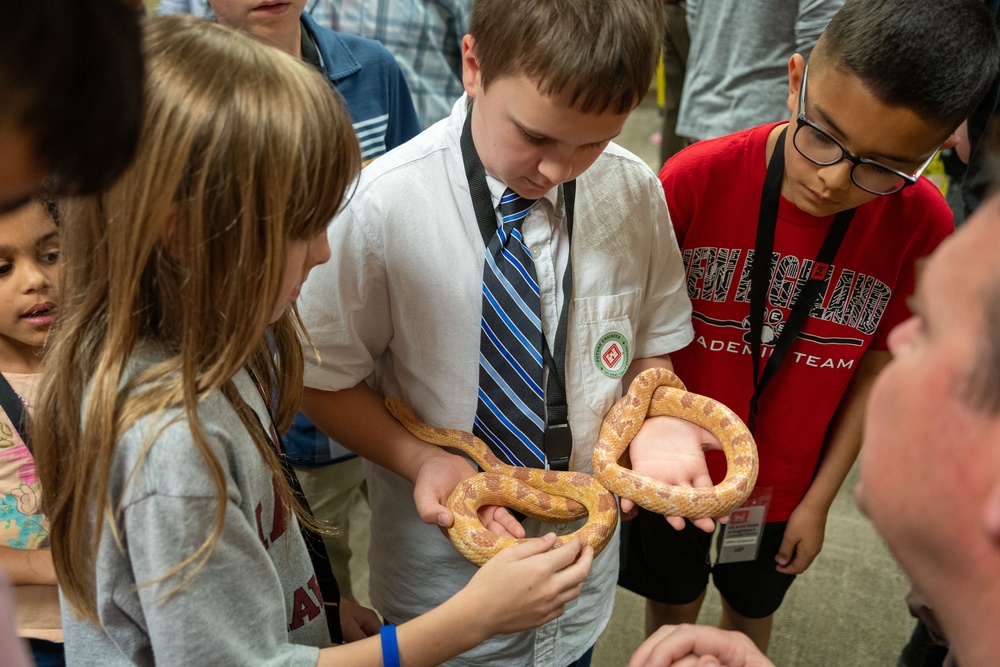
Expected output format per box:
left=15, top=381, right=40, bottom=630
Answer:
left=715, top=487, right=772, bottom=564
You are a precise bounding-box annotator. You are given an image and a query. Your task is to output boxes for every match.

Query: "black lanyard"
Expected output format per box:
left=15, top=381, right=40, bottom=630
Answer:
left=748, top=127, right=855, bottom=433
left=460, top=112, right=575, bottom=469
left=244, top=366, right=343, bottom=644
left=0, top=373, right=29, bottom=453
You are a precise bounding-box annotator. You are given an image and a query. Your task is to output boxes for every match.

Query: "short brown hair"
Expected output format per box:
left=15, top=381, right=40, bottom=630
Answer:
left=468, top=0, right=666, bottom=114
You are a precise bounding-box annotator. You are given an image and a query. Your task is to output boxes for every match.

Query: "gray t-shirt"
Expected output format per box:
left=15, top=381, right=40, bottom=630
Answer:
left=677, top=0, right=844, bottom=141
left=61, top=352, right=331, bottom=665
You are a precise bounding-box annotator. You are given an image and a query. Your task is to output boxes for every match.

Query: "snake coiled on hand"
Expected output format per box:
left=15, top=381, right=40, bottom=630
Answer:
left=385, top=367, right=757, bottom=565
left=385, top=397, right=617, bottom=567
left=593, top=367, right=758, bottom=519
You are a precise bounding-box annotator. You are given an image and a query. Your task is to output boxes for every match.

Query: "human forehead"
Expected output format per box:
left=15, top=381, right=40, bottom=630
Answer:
left=489, top=73, right=631, bottom=146
left=0, top=202, right=57, bottom=247
left=919, top=203, right=1000, bottom=332
left=803, top=64, right=947, bottom=167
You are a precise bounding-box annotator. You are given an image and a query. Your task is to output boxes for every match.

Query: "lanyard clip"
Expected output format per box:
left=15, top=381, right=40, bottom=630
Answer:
left=544, top=422, right=572, bottom=471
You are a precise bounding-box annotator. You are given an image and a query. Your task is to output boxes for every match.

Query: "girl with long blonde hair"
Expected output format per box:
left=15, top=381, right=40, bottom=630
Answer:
left=33, top=15, right=591, bottom=666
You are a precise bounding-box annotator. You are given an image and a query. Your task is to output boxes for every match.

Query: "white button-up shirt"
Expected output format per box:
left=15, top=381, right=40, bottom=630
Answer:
left=299, top=97, right=693, bottom=666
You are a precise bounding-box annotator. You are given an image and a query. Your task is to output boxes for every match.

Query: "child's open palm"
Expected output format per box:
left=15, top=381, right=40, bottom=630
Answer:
left=623, top=415, right=721, bottom=532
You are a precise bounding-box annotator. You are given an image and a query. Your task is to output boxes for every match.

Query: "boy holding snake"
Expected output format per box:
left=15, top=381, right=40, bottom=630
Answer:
left=296, top=1, right=713, bottom=664
left=618, top=0, right=1000, bottom=655
left=629, top=184, right=1000, bottom=667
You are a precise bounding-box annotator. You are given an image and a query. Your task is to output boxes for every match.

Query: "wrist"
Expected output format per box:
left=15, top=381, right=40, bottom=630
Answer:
left=443, top=586, right=493, bottom=645
left=793, top=496, right=832, bottom=518
left=395, top=435, right=443, bottom=482
left=412, top=446, right=462, bottom=479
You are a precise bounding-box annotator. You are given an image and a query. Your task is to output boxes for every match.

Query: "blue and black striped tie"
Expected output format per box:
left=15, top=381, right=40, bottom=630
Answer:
left=473, top=188, right=546, bottom=468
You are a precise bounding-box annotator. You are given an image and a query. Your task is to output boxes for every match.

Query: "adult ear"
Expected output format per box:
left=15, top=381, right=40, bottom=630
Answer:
left=461, top=34, right=482, bottom=99
left=786, top=54, right=806, bottom=118
left=982, top=484, right=1000, bottom=545
left=951, top=120, right=969, bottom=163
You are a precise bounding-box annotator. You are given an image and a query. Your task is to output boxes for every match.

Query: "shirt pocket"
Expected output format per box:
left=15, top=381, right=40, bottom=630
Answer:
left=573, top=289, right=643, bottom=418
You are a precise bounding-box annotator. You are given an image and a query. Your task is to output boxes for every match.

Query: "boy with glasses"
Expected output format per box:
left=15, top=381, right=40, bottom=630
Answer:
left=619, top=0, right=1000, bottom=654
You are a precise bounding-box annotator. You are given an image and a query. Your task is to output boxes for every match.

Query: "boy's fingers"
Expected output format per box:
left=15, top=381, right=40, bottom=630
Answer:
left=413, top=488, right=453, bottom=528
left=690, top=516, right=716, bottom=533
left=486, top=505, right=526, bottom=538
left=774, top=534, right=795, bottom=568
left=665, top=514, right=688, bottom=531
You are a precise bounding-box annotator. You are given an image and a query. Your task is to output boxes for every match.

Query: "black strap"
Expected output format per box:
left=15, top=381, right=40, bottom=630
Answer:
left=748, top=127, right=855, bottom=433
left=243, top=366, right=343, bottom=644
left=461, top=112, right=575, bottom=470
left=0, top=373, right=29, bottom=453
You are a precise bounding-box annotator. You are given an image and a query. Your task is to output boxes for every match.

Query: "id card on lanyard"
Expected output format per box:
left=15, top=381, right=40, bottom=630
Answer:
left=725, top=127, right=855, bottom=563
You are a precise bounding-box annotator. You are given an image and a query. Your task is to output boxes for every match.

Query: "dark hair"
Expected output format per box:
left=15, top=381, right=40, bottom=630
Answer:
left=0, top=0, right=144, bottom=195
left=35, top=195, right=61, bottom=227
left=468, top=0, right=666, bottom=114
left=811, top=0, right=1000, bottom=130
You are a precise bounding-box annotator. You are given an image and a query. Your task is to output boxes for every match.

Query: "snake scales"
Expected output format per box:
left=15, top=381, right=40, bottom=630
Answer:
left=385, top=367, right=758, bottom=565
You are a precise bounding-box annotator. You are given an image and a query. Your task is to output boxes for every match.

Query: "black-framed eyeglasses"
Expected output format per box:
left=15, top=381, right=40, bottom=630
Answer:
left=793, top=65, right=938, bottom=196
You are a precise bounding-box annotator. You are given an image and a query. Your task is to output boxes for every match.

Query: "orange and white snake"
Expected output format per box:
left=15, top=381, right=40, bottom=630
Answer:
left=385, top=367, right=758, bottom=565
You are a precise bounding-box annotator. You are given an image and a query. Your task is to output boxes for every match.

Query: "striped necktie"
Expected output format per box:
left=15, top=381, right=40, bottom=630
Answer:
left=472, top=188, right=546, bottom=468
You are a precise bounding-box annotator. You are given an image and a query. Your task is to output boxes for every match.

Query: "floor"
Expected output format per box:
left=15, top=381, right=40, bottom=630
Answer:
left=617, top=91, right=666, bottom=173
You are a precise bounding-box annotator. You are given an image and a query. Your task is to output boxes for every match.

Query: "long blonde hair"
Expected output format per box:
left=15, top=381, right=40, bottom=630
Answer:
left=32, top=14, right=360, bottom=621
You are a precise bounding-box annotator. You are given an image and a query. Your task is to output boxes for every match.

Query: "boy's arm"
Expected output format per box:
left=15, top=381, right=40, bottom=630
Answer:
left=618, top=355, right=719, bottom=533
left=774, top=349, right=890, bottom=574
left=0, top=546, right=56, bottom=585
left=300, top=383, right=524, bottom=537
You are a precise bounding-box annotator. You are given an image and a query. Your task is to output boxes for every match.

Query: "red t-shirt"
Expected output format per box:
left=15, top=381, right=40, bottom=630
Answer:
left=661, top=121, right=953, bottom=521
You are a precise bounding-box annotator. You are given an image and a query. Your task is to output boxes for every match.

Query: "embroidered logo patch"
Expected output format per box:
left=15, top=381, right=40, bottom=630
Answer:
left=594, top=331, right=630, bottom=378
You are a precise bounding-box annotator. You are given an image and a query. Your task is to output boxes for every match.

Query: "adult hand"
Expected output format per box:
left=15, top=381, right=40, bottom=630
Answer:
left=624, top=415, right=721, bottom=532
left=412, top=450, right=524, bottom=539
left=774, top=502, right=827, bottom=575
left=628, top=624, right=776, bottom=667
left=459, top=534, right=593, bottom=635
left=338, top=598, right=381, bottom=642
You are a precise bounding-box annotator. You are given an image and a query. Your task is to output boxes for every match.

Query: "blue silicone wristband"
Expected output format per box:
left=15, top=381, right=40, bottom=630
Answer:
left=380, top=624, right=400, bottom=667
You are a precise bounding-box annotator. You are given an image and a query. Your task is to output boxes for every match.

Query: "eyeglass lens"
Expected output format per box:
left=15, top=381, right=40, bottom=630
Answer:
left=794, top=124, right=906, bottom=194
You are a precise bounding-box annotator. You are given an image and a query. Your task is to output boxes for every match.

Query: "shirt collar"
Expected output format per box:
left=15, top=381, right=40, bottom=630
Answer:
left=300, top=21, right=323, bottom=73
left=450, top=95, right=561, bottom=213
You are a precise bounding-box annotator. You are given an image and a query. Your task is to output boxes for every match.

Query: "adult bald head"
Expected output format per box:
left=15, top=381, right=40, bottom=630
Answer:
left=858, top=193, right=1000, bottom=667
